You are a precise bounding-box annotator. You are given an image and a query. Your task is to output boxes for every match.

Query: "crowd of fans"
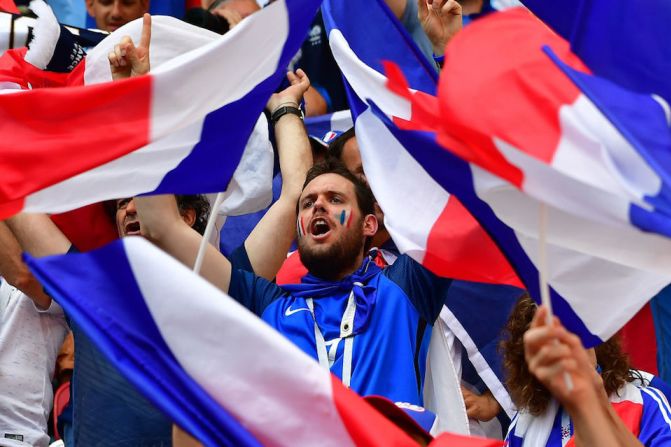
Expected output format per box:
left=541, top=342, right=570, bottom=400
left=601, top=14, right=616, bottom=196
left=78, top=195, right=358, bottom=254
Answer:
left=1, top=1, right=671, bottom=446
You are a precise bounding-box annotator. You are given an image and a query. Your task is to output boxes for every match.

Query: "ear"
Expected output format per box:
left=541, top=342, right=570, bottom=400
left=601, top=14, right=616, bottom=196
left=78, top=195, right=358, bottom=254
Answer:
left=180, top=208, right=197, bottom=228
left=362, top=213, right=378, bottom=238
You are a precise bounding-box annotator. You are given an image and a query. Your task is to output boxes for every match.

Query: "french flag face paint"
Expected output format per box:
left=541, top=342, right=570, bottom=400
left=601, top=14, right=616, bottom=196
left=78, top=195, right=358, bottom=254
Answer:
left=336, top=209, right=353, bottom=228
left=297, top=215, right=306, bottom=238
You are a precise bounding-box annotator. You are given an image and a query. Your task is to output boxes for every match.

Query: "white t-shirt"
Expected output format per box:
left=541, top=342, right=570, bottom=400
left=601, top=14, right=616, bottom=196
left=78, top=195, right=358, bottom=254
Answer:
left=0, top=279, right=68, bottom=447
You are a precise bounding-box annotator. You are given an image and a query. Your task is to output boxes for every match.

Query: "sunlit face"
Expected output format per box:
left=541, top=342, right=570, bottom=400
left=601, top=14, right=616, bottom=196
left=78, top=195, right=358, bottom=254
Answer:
left=115, top=197, right=142, bottom=237
left=86, top=0, right=148, bottom=32
left=297, top=173, right=374, bottom=279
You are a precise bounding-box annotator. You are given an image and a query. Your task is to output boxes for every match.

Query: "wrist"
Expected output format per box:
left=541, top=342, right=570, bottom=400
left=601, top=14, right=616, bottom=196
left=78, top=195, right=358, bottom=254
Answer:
left=270, top=105, right=303, bottom=126
left=269, top=100, right=299, bottom=114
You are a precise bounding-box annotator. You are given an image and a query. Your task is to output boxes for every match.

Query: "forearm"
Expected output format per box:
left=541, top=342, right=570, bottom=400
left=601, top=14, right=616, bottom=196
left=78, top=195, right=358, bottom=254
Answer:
left=5, top=213, right=71, bottom=256
left=243, top=110, right=311, bottom=279
left=569, top=392, right=643, bottom=447
left=134, top=195, right=232, bottom=293
left=275, top=114, right=312, bottom=203
left=0, top=221, right=53, bottom=309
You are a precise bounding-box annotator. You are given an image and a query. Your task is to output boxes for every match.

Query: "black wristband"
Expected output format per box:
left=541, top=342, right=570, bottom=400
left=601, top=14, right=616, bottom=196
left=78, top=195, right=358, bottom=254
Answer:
left=270, top=105, right=303, bottom=125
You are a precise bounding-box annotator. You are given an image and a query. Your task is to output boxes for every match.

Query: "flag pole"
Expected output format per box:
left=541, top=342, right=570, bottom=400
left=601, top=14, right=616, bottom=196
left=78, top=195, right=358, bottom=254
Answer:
left=193, top=192, right=225, bottom=274
left=538, top=202, right=574, bottom=391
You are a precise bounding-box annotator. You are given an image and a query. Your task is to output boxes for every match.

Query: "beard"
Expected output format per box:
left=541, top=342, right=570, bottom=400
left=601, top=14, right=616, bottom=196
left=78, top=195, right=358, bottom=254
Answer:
left=298, top=220, right=365, bottom=281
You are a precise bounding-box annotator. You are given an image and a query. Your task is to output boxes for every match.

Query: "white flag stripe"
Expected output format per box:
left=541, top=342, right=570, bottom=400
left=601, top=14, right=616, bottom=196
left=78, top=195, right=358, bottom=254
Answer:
left=124, top=238, right=355, bottom=447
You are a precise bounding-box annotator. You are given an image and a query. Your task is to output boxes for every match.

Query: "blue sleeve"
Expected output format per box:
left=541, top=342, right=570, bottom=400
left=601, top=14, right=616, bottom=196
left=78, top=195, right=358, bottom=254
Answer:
left=228, top=268, right=288, bottom=316
left=638, top=387, right=671, bottom=446
left=228, top=243, right=254, bottom=274
left=383, top=254, right=452, bottom=322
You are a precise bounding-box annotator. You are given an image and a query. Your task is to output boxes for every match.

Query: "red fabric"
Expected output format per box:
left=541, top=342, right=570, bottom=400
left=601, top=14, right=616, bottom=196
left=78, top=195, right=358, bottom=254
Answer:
left=0, top=0, right=19, bottom=14
left=51, top=203, right=118, bottom=252
left=185, top=0, right=201, bottom=9
left=276, top=251, right=308, bottom=285
left=0, top=74, right=152, bottom=219
left=0, top=48, right=73, bottom=89
left=429, top=432, right=503, bottom=447
left=331, top=376, right=418, bottom=446
left=619, top=303, right=658, bottom=375
left=423, top=196, right=523, bottom=288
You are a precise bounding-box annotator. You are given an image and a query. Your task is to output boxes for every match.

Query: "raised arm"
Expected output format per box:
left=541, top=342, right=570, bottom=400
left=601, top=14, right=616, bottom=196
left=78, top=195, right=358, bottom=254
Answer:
left=243, top=69, right=312, bottom=280
left=3, top=214, right=72, bottom=308
left=134, top=194, right=233, bottom=293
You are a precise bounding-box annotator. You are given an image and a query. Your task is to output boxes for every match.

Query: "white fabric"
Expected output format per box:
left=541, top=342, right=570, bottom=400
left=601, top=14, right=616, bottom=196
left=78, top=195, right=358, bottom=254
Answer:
left=0, top=280, right=67, bottom=447
left=24, top=11, right=279, bottom=214
left=471, top=163, right=671, bottom=340
left=423, top=315, right=471, bottom=435
left=124, top=238, right=355, bottom=447
left=24, top=1, right=60, bottom=70
left=217, top=114, right=274, bottom=216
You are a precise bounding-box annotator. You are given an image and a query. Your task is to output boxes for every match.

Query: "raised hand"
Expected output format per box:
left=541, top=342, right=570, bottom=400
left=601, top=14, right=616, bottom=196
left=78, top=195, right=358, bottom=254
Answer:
left=266, top=69, right=311, bottom=113
left=418, top=0, right=462, bottom=57
left=108, top=13, right=152, bottom=80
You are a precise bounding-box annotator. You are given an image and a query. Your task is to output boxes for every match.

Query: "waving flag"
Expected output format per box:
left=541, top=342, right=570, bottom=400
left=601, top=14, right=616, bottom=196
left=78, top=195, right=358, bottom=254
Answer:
left=520, top=0, right=671, bottom=104
left=25, top=237, right=503, bottom=447
left=0, top=0, right=319, bottom=219
left=329, top=3, right=671, bottom=347
left=322, top=0, right=525, bottom=425
left=321, top=0, right=521, bottom=289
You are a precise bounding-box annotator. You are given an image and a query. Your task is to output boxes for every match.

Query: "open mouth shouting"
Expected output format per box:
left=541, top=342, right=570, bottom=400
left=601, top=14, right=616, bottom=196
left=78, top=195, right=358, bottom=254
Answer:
left=124, top=221, right=141, bottom=236
left=309, top=216, right=332, bottom=241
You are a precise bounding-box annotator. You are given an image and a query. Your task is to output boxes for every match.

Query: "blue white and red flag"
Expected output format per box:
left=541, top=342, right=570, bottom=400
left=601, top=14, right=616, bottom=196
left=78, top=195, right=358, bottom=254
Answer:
left=25, top=237, right=505, bottom=447
left=322, top=2, right=671, bottom=349
left=0, top=0, right=318, bottom=219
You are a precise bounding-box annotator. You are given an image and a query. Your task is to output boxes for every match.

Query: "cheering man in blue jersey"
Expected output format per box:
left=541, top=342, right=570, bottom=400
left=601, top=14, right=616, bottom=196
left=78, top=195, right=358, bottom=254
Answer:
left=136, top=159, right=453, bottom=404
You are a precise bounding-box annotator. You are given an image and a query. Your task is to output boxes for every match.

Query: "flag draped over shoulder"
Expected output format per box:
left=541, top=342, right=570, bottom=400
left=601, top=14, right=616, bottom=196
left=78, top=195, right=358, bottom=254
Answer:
left=0, top=0, right=318, bottom=219
left=25, top=238, right=504, bottom=447
left=345, top=6, right=671, bottom=347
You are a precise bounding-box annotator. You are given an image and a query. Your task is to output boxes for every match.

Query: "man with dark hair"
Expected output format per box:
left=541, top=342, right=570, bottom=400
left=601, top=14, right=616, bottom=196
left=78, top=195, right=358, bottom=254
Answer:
left=135, top=159, right=453, bottom=407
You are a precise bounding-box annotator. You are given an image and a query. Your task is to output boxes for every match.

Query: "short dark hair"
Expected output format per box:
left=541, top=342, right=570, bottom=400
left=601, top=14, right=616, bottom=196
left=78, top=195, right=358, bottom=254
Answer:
left=301, top=158, right=375, bottom=218
left=327, top=127, right=356, bottom=160
left=105, top=194, right=211, bottom=236
left=176, top=195, right=210, bottom=236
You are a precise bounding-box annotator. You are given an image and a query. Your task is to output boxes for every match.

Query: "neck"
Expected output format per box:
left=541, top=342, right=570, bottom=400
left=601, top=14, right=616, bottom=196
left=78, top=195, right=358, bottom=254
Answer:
left=371, top=229, right=391, bottom=250
left=312, top=252, right=366, bottom=282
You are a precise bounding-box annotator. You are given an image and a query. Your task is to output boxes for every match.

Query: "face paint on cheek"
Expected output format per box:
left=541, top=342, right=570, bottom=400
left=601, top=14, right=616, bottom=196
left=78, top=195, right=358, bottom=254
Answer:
left=297, top=215, right=306, bottom=238
left=335, top=209, right=352, bottom=228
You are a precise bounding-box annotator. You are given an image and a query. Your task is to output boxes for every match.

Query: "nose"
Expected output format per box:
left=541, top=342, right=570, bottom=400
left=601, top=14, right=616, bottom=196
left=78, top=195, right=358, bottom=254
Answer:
left=110, top=0, right=122, bottom=18
left=125, top=198, right=137, bottom=215
left=312, top=195, right=328, bottom=213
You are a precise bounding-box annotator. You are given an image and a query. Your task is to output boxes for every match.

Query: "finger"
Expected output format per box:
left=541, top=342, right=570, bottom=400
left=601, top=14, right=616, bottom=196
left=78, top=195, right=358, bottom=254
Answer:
left=139, top=13, right=152, bottom=50
left=295, top=68, right=310, bottom=86
left=431, top=0, right=448, bottom=12
left=527, top=342, right=572, bottom=373
left=114, top=43, right=128, bottom=67
left=108, top=51, right=119, bottom=68
left=443, top=0, right=462, bottom=15
left=530, top=305, right=548, bottom=329
left=286, top=71, right=298, bottom=84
